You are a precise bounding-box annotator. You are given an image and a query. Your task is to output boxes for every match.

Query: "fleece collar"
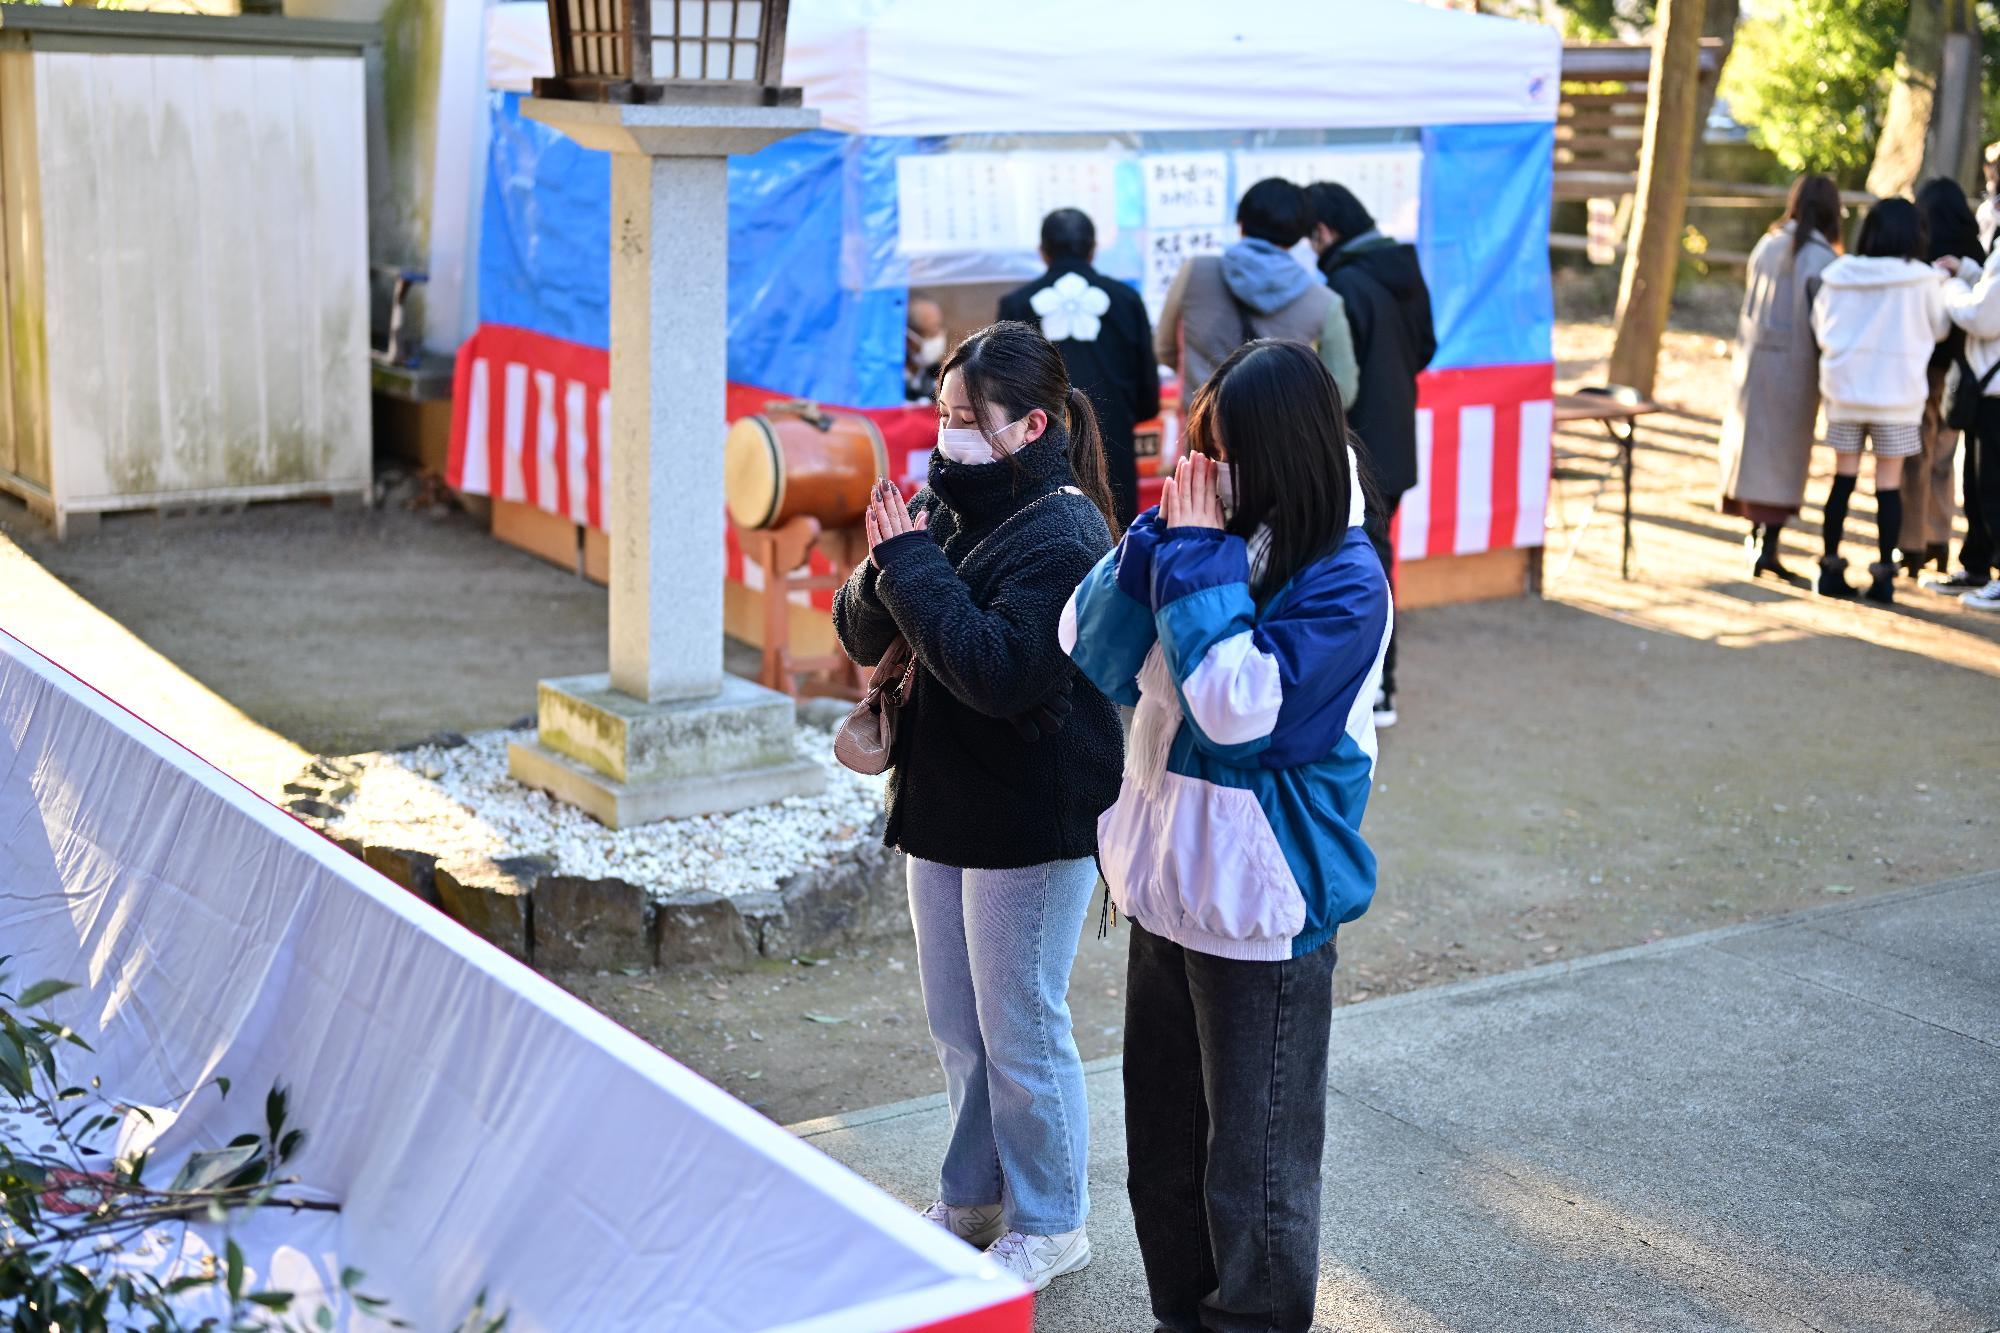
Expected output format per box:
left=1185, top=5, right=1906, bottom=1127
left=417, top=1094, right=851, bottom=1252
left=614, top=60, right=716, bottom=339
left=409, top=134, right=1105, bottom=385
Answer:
left=927, top=423, right=1073, bottom=523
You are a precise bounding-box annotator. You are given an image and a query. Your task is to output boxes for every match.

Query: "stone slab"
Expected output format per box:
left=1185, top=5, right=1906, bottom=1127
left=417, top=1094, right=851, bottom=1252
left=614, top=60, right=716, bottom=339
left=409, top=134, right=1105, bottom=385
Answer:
left=435, top=855, right=547, bottom=962
left=508, top=737, right=823, bottom=828
left=798, top=875, right=2000, bottom=1332
left=534, top=672, right=801, bottom=785
left=531, top=874, right=649, bottom=973
left=361, top=844, right=440, bottom=908
left=653, top=890, right=756, bottom=968
left=741, top=841, right=909, bottom=960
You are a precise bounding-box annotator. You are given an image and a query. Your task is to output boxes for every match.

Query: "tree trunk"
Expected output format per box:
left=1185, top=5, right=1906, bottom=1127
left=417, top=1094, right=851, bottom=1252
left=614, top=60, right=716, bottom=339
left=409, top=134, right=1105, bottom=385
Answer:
left=1608, top=0, right=1707, bottom=399
left=1691, top=0, right=1740, bottom=152
left=1869, top=0, right=1984, bottom=199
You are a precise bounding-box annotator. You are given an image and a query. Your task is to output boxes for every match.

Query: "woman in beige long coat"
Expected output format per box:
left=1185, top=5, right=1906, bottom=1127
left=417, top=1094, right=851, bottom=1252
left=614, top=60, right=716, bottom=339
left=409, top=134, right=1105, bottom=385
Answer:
left=1719, top=175, right=1843, bottom=581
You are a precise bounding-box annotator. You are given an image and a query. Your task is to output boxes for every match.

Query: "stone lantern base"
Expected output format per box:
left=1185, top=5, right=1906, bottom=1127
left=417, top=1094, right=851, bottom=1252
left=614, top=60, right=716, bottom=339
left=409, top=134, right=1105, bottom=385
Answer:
left=508, top=674, right=824, bottom=829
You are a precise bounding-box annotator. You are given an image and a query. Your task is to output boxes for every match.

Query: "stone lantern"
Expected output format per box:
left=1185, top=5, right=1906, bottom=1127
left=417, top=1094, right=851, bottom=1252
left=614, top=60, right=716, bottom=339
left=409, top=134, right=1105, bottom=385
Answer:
left=508, top=0, right=823, bottom=827
left=537, top=0, right=798, bottom=105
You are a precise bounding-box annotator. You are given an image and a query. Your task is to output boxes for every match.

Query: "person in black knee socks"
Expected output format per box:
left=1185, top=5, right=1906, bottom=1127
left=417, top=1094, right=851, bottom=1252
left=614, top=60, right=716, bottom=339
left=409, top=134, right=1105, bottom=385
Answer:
left=1810, top=199, right=1950, bottom=602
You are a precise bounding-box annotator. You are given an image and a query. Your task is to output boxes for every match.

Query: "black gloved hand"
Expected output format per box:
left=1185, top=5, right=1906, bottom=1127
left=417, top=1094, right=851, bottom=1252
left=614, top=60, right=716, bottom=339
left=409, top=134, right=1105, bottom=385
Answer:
left=1009, top=672, right=1076, bottom=742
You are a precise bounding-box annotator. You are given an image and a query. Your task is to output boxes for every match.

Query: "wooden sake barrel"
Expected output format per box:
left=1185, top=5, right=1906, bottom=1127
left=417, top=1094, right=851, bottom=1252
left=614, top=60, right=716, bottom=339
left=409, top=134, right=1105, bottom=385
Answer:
left=725, top=401, right=890, bottom=531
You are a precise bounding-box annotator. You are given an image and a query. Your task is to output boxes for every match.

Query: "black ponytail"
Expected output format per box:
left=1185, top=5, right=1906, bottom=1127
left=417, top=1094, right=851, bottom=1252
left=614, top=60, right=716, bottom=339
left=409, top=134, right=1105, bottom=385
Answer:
left=937, top=320, right=1121, bottom=534
left=1063, top=385, right=1118, bottom=534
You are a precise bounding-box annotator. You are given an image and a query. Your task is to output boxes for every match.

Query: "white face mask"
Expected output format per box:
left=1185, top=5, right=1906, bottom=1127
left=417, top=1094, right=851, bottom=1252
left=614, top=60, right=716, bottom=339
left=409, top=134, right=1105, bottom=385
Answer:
left=937, top=416, right=1027, bottom=465
left=917, top=333, right=947, bottom=366
left=1213, top=460, right=1237, bottom=518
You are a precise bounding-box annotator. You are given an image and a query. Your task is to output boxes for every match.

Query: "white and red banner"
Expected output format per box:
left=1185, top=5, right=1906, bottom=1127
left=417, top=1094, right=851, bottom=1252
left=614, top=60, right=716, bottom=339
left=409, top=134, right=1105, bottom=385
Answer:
left=1398, top=362, right=1555, bottom=563
left=448, top=324, right=1554, bottom=585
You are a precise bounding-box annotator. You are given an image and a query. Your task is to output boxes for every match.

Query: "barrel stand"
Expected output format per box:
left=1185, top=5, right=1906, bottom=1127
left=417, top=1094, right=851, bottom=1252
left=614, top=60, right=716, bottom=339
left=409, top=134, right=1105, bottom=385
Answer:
left=735, top=515, right=869, bottom=700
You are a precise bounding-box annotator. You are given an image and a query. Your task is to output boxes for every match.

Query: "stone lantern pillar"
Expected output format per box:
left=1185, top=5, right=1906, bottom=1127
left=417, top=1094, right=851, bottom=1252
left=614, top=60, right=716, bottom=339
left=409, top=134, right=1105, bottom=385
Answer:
left=506, top=3, right=823, bottom=827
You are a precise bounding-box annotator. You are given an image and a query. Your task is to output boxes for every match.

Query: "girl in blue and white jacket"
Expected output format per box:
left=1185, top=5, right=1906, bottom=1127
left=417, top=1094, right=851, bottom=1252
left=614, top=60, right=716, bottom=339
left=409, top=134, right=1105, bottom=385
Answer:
left=1060, top=338, right=1390, bottom=1333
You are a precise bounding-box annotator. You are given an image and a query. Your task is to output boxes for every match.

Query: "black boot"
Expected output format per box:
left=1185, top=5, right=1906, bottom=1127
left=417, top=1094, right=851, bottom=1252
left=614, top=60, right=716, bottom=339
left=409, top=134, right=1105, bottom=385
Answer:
left=1750, top=523, right=1798, bottom=582
left=1818, top=556, right=1856, bottom=598
left=1865, top=561, right=1897, bottom=604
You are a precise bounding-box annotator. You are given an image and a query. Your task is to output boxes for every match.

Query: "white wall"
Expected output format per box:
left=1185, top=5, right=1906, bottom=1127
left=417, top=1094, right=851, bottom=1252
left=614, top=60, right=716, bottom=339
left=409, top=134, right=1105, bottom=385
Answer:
left=35, top=50, right=370, bottom=509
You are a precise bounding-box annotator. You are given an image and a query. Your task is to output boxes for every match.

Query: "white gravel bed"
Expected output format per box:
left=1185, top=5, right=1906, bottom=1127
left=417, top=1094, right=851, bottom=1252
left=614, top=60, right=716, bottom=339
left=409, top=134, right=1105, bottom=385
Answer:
left=323, top=727, right=887, bottom=901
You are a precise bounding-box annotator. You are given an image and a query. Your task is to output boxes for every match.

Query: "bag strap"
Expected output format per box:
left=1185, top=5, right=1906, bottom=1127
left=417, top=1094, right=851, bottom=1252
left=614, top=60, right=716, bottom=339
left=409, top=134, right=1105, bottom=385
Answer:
left=859, top=636, right=917, bottom=705
left=1977, top=357, right=2000, bottom=393
left=1225, top=288, right=1259, bottom=348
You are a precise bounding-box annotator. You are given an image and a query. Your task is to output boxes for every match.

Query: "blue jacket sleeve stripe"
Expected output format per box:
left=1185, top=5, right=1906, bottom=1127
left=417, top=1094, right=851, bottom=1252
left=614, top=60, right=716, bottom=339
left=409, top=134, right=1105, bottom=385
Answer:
left=1155, top=582, right=1277, bottom=760
left=1252, top=533, right=1393, bottom=765
left=1062, top=553, right=1153, bottom=708
left=1150, top=528, right=1248, bottom=606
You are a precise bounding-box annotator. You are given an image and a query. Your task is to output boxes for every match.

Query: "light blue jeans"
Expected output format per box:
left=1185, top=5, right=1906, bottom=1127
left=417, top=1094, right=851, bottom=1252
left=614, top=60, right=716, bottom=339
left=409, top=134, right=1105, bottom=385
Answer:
left=907, top=855, right=1097, bottom=1236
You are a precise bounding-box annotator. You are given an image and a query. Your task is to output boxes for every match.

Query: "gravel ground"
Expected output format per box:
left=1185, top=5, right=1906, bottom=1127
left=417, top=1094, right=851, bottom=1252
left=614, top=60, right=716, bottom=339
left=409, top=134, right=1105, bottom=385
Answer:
left=322, top=726, right=886, bottom=899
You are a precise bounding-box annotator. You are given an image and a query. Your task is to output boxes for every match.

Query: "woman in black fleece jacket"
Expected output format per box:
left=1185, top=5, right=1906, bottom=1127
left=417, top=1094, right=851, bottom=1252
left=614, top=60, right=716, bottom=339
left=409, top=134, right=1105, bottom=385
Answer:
left=833, top=321, right=1122, bottom=1291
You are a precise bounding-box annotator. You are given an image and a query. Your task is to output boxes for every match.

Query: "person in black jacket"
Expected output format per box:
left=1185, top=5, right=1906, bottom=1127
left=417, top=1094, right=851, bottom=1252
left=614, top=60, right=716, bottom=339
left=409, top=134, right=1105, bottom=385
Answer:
left=1000, top=209, right=1161, bottom=528
left=833, top=320, right=1123, bottom=1294
left=1308, top=181, right=1437, bottom=728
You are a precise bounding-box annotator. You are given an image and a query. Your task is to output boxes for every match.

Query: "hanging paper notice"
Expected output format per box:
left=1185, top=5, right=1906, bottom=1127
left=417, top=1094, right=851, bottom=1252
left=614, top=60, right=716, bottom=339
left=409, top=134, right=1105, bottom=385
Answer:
left=1142, top=225, right=1231, bottom=322
left=1015, top=153, right=1121, bottom=249
left=896, top=152, right=1119, bottom=256
left=1141, top=153, right=1230, bottom=230
left=896, top=155, right=1021, bottom=255
left=1230, top=144, right=1424, bottom=240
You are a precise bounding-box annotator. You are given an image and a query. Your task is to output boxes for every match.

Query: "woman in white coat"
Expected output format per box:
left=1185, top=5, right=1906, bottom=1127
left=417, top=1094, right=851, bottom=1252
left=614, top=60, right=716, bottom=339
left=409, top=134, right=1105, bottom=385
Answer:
left=1810, top=198, right=1951, bottom=604
left=1937, top=242, right=2000, bottom=610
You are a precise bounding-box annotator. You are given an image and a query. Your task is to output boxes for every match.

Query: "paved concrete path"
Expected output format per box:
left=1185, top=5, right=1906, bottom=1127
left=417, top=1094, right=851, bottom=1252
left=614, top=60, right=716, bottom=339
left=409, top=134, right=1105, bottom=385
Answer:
left=797, top=874, right=2000, bottom=1332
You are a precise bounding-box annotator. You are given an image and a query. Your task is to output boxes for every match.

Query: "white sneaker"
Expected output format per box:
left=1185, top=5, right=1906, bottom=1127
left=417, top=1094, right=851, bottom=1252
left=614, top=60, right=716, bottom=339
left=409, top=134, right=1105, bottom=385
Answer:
left=1373, top=688, right=1399, bottom=729
left=985, top=1228, right=1092, bottom=1292
left=921, top=1200, right=1005, bottom=1250
left=1961, top=579, right=2000, bottom=611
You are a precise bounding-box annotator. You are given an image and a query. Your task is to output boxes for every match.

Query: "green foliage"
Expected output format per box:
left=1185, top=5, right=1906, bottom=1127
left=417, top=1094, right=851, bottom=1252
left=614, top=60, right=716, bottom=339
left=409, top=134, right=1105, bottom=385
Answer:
left=0, top=969, right=506, bottom=1333
left=1562, top=0, right=1657, bottom=40
left=1716, top=0, right=1907, bottom=185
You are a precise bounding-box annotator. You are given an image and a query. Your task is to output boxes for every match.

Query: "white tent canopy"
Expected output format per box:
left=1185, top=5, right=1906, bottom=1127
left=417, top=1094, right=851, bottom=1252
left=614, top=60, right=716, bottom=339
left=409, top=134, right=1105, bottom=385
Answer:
left=490, top=0, right=1560, bottom=133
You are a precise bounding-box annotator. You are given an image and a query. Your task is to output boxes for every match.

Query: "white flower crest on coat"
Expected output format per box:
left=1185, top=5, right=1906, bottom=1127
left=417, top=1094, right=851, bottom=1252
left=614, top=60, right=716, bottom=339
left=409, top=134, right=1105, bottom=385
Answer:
left=1030, top=271, right=1112, bottom=343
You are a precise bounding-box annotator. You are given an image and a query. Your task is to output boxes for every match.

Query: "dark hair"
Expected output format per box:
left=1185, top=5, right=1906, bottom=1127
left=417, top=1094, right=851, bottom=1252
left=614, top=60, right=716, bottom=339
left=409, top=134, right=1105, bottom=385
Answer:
left=1783, top=174, right=1843, bottom=255
left=1854, top=197, right=1928, bottom=261
left=937, top=321, right=1118, bottom=532
left=1184, top=339, right=1360, bottom=595
left=1236, top=178, right=1313, bottom=250
left=1305, top=181, right=1375, bottom=242
left=1916, top=176, right=1984, bottom=264
left=1040, top=208, right=1096, bottom=262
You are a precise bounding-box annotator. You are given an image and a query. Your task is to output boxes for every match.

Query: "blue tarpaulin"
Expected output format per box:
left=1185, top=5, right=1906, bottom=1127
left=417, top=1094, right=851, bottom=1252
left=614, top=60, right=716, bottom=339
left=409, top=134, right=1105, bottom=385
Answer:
left=1418, top=121, right=1555, bottom=374
left=475, top=94, right=1553, bottom=411
left=479, top=93, right=911, bottom=407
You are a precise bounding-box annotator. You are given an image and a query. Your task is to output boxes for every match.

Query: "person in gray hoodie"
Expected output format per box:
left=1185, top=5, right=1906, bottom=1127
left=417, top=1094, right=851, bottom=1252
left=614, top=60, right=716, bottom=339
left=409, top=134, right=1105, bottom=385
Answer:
left=1154, top=178, right=1360, bottom=402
